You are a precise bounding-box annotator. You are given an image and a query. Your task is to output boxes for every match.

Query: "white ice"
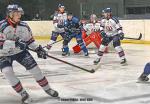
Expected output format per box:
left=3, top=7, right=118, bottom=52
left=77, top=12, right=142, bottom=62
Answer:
left=0, top=40, right=150, bottom=104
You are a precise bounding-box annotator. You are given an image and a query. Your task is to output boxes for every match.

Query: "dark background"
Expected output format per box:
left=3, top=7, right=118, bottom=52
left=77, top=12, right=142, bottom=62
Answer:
left=1, top=0, right=150, bottom=20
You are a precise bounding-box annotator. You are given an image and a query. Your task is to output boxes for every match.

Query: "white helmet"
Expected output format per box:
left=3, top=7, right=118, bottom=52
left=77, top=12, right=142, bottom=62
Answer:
left=7, top=4, right=24, bottom=16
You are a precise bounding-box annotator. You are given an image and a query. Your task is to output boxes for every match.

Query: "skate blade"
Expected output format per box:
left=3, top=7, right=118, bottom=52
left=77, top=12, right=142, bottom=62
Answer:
left=22, top=98, right=32, bottom=104
left=121, top=62, right=128, bottom=66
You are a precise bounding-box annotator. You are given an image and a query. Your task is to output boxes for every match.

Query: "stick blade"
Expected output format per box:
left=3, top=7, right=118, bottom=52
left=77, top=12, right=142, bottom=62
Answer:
left=138, top=33, right=142, bottom=40
left=90, top=69, right=95, bottom=73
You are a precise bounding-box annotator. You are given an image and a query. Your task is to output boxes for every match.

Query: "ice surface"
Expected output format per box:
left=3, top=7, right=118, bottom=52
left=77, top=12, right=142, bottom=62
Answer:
left=0, top=40, right=150, bottom=104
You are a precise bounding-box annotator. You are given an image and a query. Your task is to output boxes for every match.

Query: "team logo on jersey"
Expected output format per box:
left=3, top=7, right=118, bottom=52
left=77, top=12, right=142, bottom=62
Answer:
left=106, top=26, right=113, bottom=31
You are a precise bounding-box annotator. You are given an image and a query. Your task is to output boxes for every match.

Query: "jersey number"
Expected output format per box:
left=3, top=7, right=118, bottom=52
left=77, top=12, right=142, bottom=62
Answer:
left=106, top=26, right=113, bottom=31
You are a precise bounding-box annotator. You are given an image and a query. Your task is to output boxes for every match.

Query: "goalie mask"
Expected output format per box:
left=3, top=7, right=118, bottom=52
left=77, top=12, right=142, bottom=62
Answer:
left=90, top=14, right=97, bottom=23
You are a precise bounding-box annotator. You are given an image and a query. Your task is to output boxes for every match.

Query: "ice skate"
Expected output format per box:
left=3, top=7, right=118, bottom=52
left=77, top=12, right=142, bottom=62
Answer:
left=138, top=73, right=149, bottom=82
left=120, top=58, right=127, bottom=65
left=21, top=91, right=32, bottom=104
left=45, top=88, right=59, bottom=97
left=62, top=51, right=70, bottom=56
left=93, top=58, right=101, bottom=65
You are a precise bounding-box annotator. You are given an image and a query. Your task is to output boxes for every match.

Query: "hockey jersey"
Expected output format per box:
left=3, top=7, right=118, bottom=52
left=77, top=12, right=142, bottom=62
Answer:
left=53, top=11, right=67, bottom=33
left=100, top=16, right=123, bottom=37
left=0, top=18, right=38, bottom=56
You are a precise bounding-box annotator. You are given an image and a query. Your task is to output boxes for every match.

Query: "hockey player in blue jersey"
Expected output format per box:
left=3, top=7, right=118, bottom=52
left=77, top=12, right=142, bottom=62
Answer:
left=62, top=13, right=88, bottom=56
left=138, top=62, right=150, bottom=82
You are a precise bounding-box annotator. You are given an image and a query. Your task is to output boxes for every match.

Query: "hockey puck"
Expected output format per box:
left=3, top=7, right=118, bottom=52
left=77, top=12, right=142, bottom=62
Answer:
left=90, top=69, right=95, bottom=73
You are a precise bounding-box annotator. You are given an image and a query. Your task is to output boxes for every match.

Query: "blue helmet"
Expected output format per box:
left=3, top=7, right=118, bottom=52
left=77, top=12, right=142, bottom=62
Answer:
left=68, top=12, right=73, bottom=16
left=58, top=3, right=65, bottom=8
left=7, top=4, right=24, bottom=15
left=102, top=8, right=112, bottom=13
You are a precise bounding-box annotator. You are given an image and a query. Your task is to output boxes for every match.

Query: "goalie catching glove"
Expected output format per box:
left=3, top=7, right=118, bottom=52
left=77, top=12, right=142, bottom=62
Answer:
left=35, top=45, right=47, bottom=59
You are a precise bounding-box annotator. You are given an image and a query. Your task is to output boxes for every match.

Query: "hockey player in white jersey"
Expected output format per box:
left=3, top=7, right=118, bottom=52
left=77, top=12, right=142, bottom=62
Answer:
left=0, top=4, right=58, bottom=104
left=46, top=4, right=67, bottom=50
left=94, top=8, right=127, bottom=65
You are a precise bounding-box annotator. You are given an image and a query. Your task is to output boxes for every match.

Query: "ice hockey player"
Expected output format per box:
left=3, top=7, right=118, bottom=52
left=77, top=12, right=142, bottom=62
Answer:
left=62, top=13, right=88, bottom=56
left=138, top=62, right=150, bottom=82
left=46, top=3, right=67, bottom=50
left=93, top=8, right=127, bottom=65
left=0, top=4, right=58, bottom=104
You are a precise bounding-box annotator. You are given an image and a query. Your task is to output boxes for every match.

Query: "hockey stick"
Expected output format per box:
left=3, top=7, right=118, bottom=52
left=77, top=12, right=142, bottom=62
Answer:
left=0, top=39, right=95, bottom=73
left=29, top=48, right=95, bottom=73
left=124, top=33, right=142, bottom=40
left=43, top=38, right=63, bottom=48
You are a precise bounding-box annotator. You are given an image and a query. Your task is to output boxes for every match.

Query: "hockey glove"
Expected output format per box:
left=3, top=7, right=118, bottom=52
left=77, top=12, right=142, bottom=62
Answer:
left=35, top=45, right=47, bottom=59
left=100, top=31, right=107, bottom=38
left=15, top=38, right=28, bottom=50
left=100, top=31, right=110, bottom=42
left=119, top=33, right=124, bottom=40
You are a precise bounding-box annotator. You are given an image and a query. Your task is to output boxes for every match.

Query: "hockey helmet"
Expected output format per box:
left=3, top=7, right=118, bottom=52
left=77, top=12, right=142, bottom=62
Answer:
left=6, top=4, right=24, bottom=16
left=58, top=3, right=65, bottom=8
left=102, top=8, right=112, bottom=13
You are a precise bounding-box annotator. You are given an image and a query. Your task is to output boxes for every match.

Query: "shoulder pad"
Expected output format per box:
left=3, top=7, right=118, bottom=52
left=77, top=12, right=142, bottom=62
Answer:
left=112, top=16, right=119, bottom=23
left=72, top=17, right=79, bottom=23
left=19, top=21, right=28, bottom=26
left=19, top=21, right=31, bottom=31
left=0, top=19, right=8, bottom=32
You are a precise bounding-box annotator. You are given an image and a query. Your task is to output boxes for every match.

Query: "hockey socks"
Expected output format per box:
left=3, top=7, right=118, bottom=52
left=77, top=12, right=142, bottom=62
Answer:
left=29, top=66, right=59, bottom=97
